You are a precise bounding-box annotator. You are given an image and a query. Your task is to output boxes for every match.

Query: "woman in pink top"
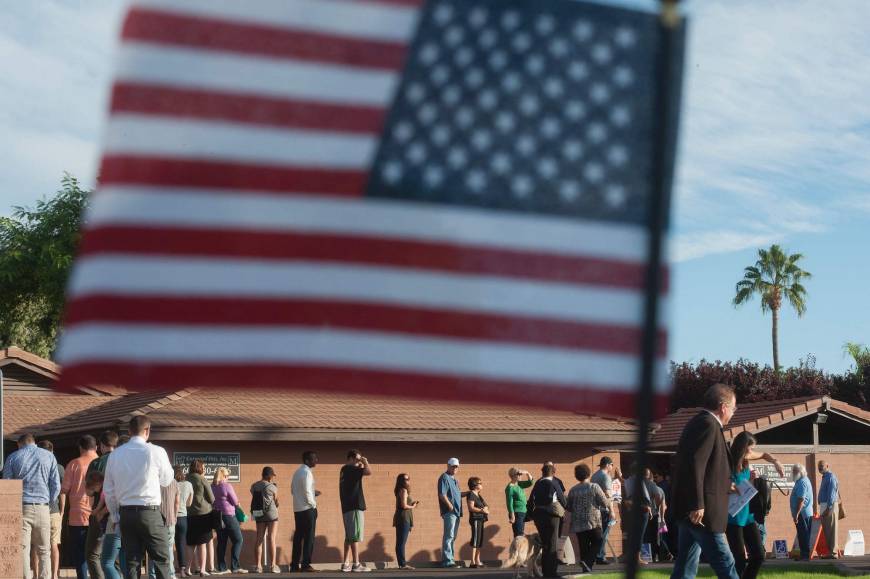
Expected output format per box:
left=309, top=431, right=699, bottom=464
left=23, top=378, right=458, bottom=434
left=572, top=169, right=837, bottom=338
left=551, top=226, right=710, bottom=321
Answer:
left=211, top=468, right=246, bottom=574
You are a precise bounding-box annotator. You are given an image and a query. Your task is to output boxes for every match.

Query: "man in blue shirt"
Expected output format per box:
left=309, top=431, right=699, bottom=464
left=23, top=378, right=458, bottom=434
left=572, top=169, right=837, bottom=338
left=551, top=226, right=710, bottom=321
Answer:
left=437, top=458, right=463, bottom=567
left=789, top=464, right=813, bottom=560
left=817, top=461, right=840, bottom=558
left=2, top=433, right=61, bottom=579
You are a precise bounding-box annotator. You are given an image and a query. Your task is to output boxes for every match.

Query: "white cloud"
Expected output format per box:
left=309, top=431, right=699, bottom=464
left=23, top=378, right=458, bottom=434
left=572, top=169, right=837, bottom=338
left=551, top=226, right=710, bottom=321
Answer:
left=0, top=0, right=126, bottom=214
left=673, top=0, right=870, bottom=260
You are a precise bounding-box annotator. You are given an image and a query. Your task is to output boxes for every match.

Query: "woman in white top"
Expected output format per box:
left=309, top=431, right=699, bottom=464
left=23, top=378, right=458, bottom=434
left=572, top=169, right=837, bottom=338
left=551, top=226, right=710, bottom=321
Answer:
left=174, top=465, right=195, bottom=577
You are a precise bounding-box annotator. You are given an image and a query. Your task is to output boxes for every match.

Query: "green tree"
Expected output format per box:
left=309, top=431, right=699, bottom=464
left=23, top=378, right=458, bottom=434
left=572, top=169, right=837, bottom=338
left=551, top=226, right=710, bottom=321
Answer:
left=843, top=342, right=870, bottom=381
left=732, top=244, right=811, bottom=372
left=0, top=174, right=89, bottom=357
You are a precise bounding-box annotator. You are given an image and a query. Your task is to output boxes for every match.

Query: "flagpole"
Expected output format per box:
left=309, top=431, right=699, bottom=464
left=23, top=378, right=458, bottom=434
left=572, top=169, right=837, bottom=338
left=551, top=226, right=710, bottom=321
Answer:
left=625, top=1, right=683, bottom=578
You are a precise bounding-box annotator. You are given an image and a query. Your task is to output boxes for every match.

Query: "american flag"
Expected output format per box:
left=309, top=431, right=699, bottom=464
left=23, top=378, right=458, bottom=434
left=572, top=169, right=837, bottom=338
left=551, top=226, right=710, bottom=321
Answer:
left=58, top=0, right=681, bottom=419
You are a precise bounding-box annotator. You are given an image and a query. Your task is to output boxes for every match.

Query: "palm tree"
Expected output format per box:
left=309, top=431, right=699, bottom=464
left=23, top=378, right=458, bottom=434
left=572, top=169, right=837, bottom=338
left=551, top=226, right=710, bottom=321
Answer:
left=844, top=342, right=870, bottom=381
left=732, top=244, right=811, bottom=372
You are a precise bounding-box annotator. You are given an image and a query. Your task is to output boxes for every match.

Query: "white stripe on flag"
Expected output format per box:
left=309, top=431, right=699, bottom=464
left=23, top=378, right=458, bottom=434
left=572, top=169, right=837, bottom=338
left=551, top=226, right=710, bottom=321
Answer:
left=68, top=256, right=647, bottom=326
left=58, top=324, right=667, bottom=390
left=105, top=115, right=376, bottom=169
left=115, top=43, right=398, bottom=106
left=134, top=0, right=420, bottom=43
left=87, top=189, right=652, bottom=262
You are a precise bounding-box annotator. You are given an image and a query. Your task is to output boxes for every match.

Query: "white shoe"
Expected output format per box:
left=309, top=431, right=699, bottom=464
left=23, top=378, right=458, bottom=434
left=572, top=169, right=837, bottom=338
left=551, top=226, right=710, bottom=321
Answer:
left=351, top=564, right=370, bottom=573
left=270, top=566, right=281, bottom=574
left=340, top=564, right=352, bottom=573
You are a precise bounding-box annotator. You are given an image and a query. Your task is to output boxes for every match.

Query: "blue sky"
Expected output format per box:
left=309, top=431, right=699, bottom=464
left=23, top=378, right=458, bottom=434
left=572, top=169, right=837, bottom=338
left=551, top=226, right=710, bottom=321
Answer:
left=1, top=1, right=868, bottom=373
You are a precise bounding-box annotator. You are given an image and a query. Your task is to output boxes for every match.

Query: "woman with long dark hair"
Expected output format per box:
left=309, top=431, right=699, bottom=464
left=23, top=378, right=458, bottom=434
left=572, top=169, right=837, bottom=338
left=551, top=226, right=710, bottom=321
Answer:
left=727, top=431, right=784, bottom=579
left=393, top=473, right=419, bottom=570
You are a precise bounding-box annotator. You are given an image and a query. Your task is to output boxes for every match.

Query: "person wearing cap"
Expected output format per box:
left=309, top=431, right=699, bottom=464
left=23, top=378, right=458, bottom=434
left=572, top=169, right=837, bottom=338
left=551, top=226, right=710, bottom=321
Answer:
left=590, top=457, right=615, bottom=565
left=437, top=458, right=463, bottom=567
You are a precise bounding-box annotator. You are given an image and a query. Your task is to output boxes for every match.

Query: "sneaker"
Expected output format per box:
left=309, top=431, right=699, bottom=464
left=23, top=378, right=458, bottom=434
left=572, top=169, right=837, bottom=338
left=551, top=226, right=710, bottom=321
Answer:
left=351, top=564, right=370, bottom=573
left=398, top=565, right=415, bottom=571
left=254, top=568, right=263, bottom=575
left=270, top=566, right=281, bottom=574
left=232, top=570, right=249, bottom=575
left=340, top=564, right=352, bottom=573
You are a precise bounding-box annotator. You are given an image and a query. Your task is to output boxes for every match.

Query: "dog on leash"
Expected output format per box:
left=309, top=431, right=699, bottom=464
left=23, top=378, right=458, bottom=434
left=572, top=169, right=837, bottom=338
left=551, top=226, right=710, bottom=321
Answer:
left=505, top=533, right=543, bottom=578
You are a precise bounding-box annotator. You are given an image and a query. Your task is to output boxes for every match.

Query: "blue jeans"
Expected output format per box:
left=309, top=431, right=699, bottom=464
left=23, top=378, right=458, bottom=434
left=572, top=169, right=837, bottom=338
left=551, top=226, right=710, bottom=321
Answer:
left=217, top=514, right=243, bottom=571
left=598, top=511, right=612, bottom=560
left=795, top=514, right=812, bottom=560
left=395, top=521, right=411, bottom=567
left=511, top=512, right=526, bottom=537
left=441, top=513, right=460, bottom=565
left=671, top=520, right=739, bottom=579
left=69, top=526, right=89, bottom=579
left=149, top=526, right=175, bottom=579
left=100, top=533, right=126, bottom=579
left=757, top=523, right=767, bottom=553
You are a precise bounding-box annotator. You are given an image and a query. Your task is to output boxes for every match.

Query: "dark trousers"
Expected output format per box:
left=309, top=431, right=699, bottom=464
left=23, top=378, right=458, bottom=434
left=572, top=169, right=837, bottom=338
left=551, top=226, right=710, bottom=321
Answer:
left=395, top=521, right=411, bottom=567
left=576, top=528, right=603, bottom=570
left=511, top=512, right=526, bottom=537
left=120, top=507, right=171, bottom=579
left=597, top=511, right=611, bottom=561
left=174, top=517, right=188, bottom=568
left=291, top=508, right=317, bottom=570
left=795, top=514, right=812, bottom=560
left=532, top=511, right=561, bottom=578
left=217, top=514, right=244, bottom=571
left=726, top=523, right=764, bottom=579
left=69, top=525, right=90, bottom=579
left=86, top=513, right=106, bottom=579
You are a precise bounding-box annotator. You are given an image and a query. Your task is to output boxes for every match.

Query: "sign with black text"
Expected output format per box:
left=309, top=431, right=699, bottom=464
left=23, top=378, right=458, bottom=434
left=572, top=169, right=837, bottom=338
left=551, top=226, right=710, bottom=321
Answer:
left=751, top=463, right=795, bottom=489
left=174, top=452, right=240, bottom=482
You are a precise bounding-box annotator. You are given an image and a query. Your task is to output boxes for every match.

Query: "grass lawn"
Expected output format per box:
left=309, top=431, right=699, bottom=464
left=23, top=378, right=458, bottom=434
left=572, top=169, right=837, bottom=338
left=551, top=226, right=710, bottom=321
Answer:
left=591, top=565, right=846, bottom=579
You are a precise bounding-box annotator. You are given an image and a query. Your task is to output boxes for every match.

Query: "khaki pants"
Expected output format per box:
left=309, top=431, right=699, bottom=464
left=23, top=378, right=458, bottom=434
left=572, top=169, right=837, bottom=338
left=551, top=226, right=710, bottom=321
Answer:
left=23, top=504, right=51, bottom=579
left=821, top=503, right=839, bottom=555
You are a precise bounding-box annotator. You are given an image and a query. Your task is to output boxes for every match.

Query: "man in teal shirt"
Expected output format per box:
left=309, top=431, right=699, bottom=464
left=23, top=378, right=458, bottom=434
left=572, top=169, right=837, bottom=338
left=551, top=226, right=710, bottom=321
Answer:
left=438, top=458, right=463, bottom=567
left=790, top=464, right=813, bottom=560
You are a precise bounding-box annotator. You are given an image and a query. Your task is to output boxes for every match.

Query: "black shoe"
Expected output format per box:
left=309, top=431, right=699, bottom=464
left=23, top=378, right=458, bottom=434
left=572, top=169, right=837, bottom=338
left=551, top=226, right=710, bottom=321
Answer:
left=596, top=558, right=611, bottom=565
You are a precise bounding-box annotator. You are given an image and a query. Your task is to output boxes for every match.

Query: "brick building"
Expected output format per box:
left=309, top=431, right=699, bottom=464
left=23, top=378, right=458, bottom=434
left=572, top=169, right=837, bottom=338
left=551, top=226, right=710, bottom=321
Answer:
left=3, top=349, right=637, bottom=567
left=652, top=396, right=870, bottom=556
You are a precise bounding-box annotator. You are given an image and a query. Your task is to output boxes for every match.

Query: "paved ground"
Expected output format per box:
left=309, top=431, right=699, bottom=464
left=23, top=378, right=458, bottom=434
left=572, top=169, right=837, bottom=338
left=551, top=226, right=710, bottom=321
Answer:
left=228, top=557, right=870, bottom=578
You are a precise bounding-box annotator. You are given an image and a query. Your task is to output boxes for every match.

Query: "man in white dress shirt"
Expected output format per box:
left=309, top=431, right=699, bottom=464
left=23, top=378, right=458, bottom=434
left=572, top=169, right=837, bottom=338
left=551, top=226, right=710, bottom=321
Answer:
left=290, top=451, right=321, bottom=572
left=103, top=415, right=174, bottom=579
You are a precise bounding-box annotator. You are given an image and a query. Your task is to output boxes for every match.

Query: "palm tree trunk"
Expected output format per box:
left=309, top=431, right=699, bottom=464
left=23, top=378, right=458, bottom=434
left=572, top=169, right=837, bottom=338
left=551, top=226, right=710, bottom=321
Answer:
left=772, top=306, right=780, bottom=372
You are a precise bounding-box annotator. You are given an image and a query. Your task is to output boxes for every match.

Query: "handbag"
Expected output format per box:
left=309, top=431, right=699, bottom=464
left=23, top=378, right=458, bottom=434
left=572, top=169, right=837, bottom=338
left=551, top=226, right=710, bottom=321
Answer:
left=235, top=505, right=249, bottom=523
left=838, top=501, right=846, bottom=520
left=548, top=500, right=566, bottom=518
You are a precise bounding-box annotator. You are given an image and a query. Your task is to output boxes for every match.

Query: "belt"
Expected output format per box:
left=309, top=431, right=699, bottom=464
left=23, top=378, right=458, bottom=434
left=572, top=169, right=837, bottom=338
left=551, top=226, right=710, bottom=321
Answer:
left=120, top=505, right=160, bottom=511
left=23, top=502, right=48, bottom=506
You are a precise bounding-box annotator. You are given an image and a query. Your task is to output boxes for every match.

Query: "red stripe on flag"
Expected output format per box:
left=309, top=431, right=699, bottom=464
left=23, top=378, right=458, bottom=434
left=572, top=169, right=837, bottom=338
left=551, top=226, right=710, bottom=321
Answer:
left=58, top=362, right=671, bottom=419
left=79, top=226, right=663, bottom=291
left=110, top=83, right=387, bottom=133
left=64, top=295, right=668, bottom=356
left=98, top=156, right=367, bottom=196
left=122, top=8, right=408, bottom=70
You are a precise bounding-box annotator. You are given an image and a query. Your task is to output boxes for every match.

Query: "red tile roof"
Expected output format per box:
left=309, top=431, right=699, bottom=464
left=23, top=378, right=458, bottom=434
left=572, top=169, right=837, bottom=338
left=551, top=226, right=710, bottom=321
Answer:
left=32, top=388, right=637, bottom=440
left=651, top=396, right=832, bottom=448
left=3, top=393, right=117, bottom=438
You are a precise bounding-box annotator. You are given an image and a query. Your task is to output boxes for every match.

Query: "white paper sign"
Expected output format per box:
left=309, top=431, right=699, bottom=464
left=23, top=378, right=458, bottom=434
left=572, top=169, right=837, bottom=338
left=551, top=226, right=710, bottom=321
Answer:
left=844, top=530, right=865, bottom=557
left=728, top=480, right=758, bottom=517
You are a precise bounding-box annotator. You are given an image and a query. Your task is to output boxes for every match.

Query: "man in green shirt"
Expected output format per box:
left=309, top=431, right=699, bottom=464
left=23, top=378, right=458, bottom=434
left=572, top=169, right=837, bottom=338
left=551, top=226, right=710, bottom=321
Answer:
left=505, top=467, right=534, bottom=537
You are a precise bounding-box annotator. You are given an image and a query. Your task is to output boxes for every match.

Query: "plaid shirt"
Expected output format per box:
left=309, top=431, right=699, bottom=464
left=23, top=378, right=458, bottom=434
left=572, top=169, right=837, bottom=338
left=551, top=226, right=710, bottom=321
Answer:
left=567, top=481, right=610, bottom=532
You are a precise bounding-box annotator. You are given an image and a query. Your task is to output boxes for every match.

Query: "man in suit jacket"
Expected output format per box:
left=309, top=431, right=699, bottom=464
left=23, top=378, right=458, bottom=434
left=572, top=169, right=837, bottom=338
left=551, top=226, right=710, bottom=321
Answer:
left=670, top=384, right=739, bottom=579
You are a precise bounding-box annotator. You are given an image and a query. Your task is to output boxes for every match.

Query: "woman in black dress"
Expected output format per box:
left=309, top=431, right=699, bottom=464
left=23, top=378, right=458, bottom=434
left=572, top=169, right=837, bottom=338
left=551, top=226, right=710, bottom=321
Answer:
left=185, top=459, right=215, bottom=577
left=466, top=477, right=490, bottom=568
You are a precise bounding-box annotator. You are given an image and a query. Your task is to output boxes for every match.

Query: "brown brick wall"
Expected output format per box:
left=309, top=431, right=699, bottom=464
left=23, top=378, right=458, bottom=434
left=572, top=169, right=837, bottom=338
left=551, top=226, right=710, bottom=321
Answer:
left=156, top=439, right=620, bottom=566
left=0, top=480, right=23, bottom=579
left=753, top=452, right=869, bottom=555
